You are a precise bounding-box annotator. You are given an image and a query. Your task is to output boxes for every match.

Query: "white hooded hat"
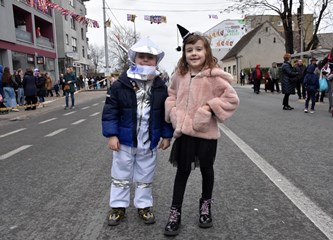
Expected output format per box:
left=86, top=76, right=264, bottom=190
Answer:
left=128, top=37, right=165, bottom=64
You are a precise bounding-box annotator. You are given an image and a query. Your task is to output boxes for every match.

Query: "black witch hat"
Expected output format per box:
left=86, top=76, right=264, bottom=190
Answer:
left=176, top=24, right=192, bottom=51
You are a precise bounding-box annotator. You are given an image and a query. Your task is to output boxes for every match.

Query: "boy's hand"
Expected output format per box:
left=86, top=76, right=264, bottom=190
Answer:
left=158, top=138, right=171, bottom=150
left=108, top=136, right=120, bottom=152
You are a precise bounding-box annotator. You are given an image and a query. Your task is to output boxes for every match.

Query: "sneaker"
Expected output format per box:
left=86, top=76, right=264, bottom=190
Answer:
left=304, top=108, right=308, bottom=113
left=310, top=110, right=315, bottom=114
left=138, top=207, right=155, bottom=224
left=70, top=106, right=75, bottom=110
left=107, top=208, right=125, bottom=226
left=64, top=107, right=68, bottom=110
left=11, top=108, right=19, bottom=112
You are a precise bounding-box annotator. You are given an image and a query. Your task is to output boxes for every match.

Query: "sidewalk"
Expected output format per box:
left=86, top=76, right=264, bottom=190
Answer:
left=0, top=90, right=106, bottom=126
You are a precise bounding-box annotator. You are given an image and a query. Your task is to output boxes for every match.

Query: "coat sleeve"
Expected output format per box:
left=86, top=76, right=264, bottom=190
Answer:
left=165, top=75, right=178, bottom=123
left=206, top=79, right=240, bottom=123
left=101, top=85, right=120, bottom=137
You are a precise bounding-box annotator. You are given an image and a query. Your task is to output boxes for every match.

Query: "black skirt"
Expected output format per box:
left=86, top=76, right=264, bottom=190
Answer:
left=169, top=134, right=217, bottom=171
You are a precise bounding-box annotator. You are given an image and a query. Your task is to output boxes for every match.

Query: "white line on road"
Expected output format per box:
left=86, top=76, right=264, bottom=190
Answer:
left=0, top=145, right=32, bottom=161
left=219, top=124, right=333, bottom=240
left=39, top=118, right=57, bottom=124
left=90, top=112, right=100, bottom=117
left=92, top=103, right=99, bottom=106
left=0, top=128, right=26, bottom=138
left=72, top=119, right=86, bottom=125
left=45, top=128, right=67, bottom=137
left=63, top=111, right=76, bottom=116
left=81, top=106, right=90, bottom=110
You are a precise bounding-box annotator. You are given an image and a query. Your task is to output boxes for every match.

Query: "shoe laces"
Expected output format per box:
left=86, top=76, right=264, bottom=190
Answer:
left=168, top=208, right=180, bottom=223
left=200, top=199, right=212, bottom=215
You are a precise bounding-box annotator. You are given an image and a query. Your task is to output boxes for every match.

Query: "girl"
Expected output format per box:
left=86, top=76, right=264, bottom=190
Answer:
left=164, top=25, right=240, bottom=236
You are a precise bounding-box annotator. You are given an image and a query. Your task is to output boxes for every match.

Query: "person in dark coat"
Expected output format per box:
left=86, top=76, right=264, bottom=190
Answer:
left=22, top=68, right=38, bottom=110
left=303, top=64, right=320, bottom=113
left=281, top=53, right=299, bottom=110
left=252, top=64, right=263, bottom=94
left=294, top=59, right=307, bottom=99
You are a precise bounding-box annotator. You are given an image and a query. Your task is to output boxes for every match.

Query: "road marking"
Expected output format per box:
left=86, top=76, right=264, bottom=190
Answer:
left=39, top=118, right=57, bottom=124
left=0, top=145, right=32, bottom=161
left=63, top=111, right=76, bottom=116
left=0, top=128, right=26, bottom=138
left=81, top=106, right=90, bottom=110
left=45, top=128, right=67, bottom=137
left=90, top=112, right=100, bottom=117
left=92, top=103, right=99, bottom=106
left=72, top=119, right=86, bottom=125
left=219, top=124, right=333, bottom=240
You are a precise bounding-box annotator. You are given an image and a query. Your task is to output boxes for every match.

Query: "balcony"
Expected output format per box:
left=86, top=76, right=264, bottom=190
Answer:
left=36, top=36, right=54, bottom=49
left=15, top=28, right=32, bottom=43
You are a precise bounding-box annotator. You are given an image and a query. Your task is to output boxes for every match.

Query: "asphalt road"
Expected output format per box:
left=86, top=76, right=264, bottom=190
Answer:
left=0, top=87, right=332, bottom=240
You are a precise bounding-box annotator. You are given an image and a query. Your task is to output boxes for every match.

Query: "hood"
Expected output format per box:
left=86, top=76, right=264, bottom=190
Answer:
left=128, top=37, right=164, bottom=64
left=307, top=64, right=316, bottom=74
left=255, top=64, right=260, bottom=69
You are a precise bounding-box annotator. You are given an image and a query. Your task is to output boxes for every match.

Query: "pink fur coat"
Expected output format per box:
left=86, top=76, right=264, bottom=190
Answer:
left=165, top=67, right=239, bottom=139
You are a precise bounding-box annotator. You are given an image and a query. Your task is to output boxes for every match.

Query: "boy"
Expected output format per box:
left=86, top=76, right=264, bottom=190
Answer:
left=102, top=37, right=173, bottom=226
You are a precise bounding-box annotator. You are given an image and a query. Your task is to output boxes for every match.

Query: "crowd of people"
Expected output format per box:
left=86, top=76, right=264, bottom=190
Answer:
left=242, top=49, right=333, bottom=116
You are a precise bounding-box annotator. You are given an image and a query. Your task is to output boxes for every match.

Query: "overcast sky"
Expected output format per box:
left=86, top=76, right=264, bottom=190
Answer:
left=84, top=0, right=242, bottom=74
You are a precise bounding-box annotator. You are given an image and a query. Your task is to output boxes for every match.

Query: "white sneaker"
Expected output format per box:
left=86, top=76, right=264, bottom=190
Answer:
left=310, top=110, right=315, bottom=114
left=304, top=108, right=308, bottom=113
left=11, top=108, right=19, bottom=112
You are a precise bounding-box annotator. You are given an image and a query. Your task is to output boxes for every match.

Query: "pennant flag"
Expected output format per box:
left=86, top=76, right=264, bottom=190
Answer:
left=209, top=14, right=218, bottom=19
left=144, top=15, right=167, bottom=24
left=127, top=14, right=136, bottom=22
left=105, top=18, right=111, bottom=28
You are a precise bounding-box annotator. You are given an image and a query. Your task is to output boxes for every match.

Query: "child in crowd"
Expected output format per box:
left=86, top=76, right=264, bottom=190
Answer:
left=101, top=37, right=173, bottom=226
left=303, top=64, right=320, bottom=113
left=163, top=24, right=240, bottom=236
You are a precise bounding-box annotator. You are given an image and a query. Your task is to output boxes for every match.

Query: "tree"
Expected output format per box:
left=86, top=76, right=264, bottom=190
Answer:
left=88, top=44, right=104, bottom=74
left=107, top=25, right=139, bottom=72
left=224, top=0, right=332, bottom=53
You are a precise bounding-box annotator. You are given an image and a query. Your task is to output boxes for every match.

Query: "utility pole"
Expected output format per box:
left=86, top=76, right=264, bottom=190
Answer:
left=103, top=0, right=110, bottom=88
left=300, top=0, right=304, bottom=59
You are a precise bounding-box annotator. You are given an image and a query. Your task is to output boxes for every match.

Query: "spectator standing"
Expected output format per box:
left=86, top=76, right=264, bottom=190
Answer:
left=240, top=69, right=245, bottom=86
left=63, top=67, right=77, bottom=110
left=2, top=66, right=19, bottom=111
left=15, top=69, right=24, bottom=106
left=281, top=53, right=299, bottom=110
left=269, top=62, right=281, bottom=93
left=252, top=64, right=262, bottom=94
left=0, top=64, right=3, bottom=96
left=303, top=64, right=320, bottom=113
left=294, top=59, right=307, bottom=99
left=45, top=72, right=54, bottom=97
left=36, top=70, right=46, bottom=106
left=23, top=68, right=38, bottom=110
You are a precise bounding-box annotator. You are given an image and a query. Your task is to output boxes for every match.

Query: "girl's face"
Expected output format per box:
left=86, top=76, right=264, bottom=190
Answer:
left=135, top=52, right=157, bottom=66
left=185, top=40, right=206, bottom=73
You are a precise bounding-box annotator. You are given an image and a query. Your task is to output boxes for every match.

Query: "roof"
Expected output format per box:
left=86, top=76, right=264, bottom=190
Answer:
left=221, top=21, right=282, bottom=61
left=317, top=33, right=333, bottom=49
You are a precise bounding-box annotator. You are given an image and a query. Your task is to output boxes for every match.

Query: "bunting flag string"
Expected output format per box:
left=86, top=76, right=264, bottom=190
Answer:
left=127, top=14, right=137, bottom=22
left=208, top=14, right=218, bottom=19
left=144, top=15, right=167, bottom=24
left=24, top=0, right=99, bottom=28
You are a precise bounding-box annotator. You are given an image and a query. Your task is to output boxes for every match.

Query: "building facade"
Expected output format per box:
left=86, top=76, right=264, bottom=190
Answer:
left=54, top=0, right=90, bottom=79
left=0, top=0, right=58, bottom=81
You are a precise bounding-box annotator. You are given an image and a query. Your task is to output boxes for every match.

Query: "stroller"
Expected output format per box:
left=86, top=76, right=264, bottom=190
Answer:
left=0, top=94, right=9, bottom=115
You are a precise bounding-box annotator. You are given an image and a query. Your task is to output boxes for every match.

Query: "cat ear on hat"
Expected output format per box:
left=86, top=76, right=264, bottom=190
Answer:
left=176, top=24, right=191, bottom=52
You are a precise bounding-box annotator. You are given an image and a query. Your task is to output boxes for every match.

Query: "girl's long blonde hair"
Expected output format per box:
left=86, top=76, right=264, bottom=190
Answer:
left=176, top=34, right=218, bottom=76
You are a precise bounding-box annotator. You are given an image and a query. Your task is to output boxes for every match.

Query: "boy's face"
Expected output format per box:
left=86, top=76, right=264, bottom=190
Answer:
left=135, top=52, right=157, bottom=66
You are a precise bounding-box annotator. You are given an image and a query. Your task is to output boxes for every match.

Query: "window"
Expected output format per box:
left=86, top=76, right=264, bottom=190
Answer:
left=65, top=34, right=69, bottom=45
left=266, top=27, right=268, bottom=32
left=70, top=17, right=76, bottom=30
left=228, top=66, right=231, bottom=74
left=64, top=15, right=68, bottom=21
left=258, top=38, right=261, bottom=44
left=233, top=65, right=236, bottom=75
left=81, top=28, right=84, bottom=40
left=69, top=0, right=74, bottom=7
left=1, top=0, right=4, bottom=6
left=82, top=46, right=85, bottom=58
left=224, top=67, right=227, bottom=72
left=273, top=37, right=276, bottom=43
left=72, top=37, right=77, bottom=52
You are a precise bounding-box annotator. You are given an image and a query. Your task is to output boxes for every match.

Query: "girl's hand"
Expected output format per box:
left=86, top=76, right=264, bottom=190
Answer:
left=108, top=136, right=120, bottom=151
left=158, top=138, right=171, bottom=150
left=202, top=104, right=211, bottom=112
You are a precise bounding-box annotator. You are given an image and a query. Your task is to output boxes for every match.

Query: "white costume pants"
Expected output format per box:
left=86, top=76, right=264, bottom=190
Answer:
left=110, top=144, right=157, bottom=209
